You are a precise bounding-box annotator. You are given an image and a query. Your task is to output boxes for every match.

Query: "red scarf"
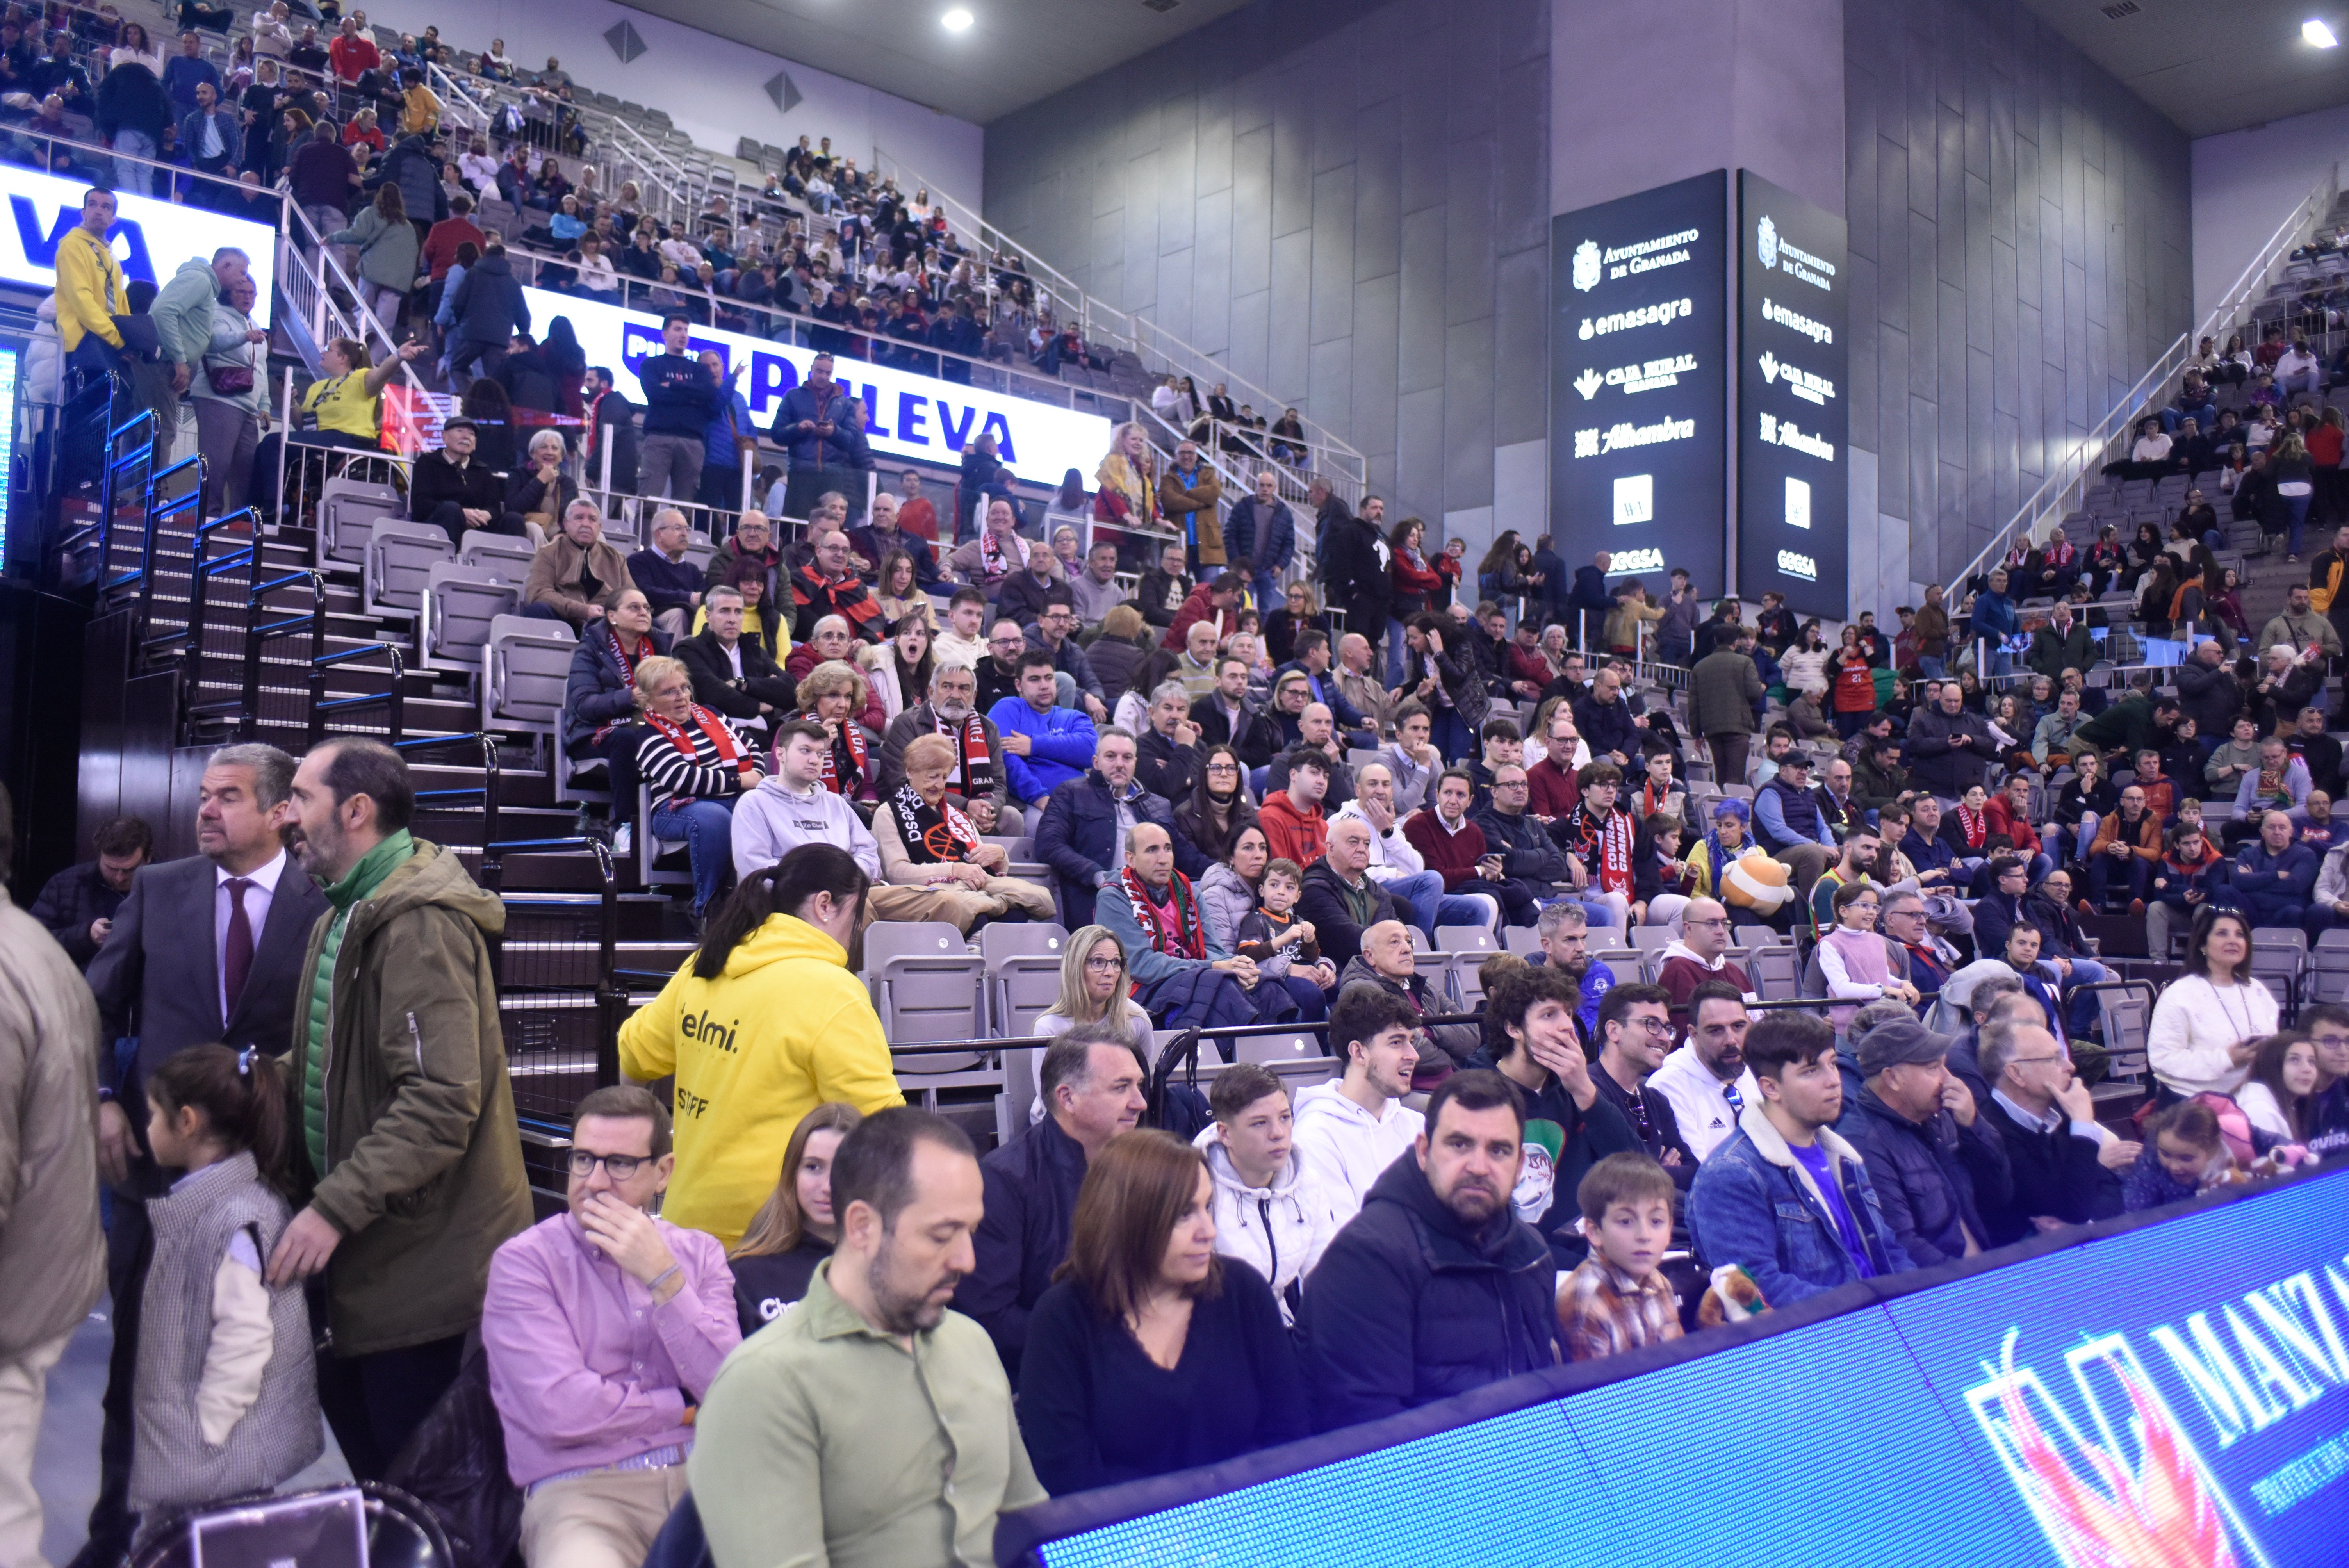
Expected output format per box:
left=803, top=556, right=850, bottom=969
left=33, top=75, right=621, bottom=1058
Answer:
left=1575, top=805, right=1636, bottom=895
left=791, top=563, right=882, bottom=634
left=819, top=720, right=871, bottom=796
left=933, top=707, right=995, bottom=798
left=644, top=704, right=743, bottom=766
left=593, top=627, right=656, bottom=743
left=1953, top=804, right=1986, bottom=850
left=1119, top=866, right=1205, bottom=962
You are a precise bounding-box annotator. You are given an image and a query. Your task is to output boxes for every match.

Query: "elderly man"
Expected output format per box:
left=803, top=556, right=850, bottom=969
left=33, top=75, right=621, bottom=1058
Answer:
left=1173, top=617, right=1222, bottom=701
left=2024, top=601, right=2095, bottom=681
left=2173, top=638, right=2243, bottom=738
left=1133, top=678, right=1205, bottom=802
left=1225, top=465, right=1295, bottom=611
left=1067, top=540, right=1126, bottom=629
left=1338, top=917, right=1482, bottom=1074
left=1906, top=680, right=1994, bottom=800
left=704, top=510, right=781, bottom=601
left=1332, top=759, right=1498, bottom=941
left=626, top=508, right=704, bottom=639
left=1158, top=438, right=1223, bottom=574
left=1296, top=814, right=1405, bottom=974
left=1832, top=1017, right=2010, bottom=1268
left=1034, top=728, right=1190, bottom=927
left=2233, top=732, right=2313, bottom=832
left=996, top=537, right=1074, bottom=630
left=2256, top=640, right=2331, bottom=732
left=789, top=525, right=883, bottom=643
left=879, top=661, right=1009, bottom=830
left=524, top=500, right=637, bottom=629
left=947, top=497, right=1027, bottom=591
left=483, top=1086, right=740, bottom=1568
left=1332, top=630, right=1396, bottom=737
left=845, top=489, right=939, bottom=589
left=407, top=416, right=517, bottom=544
left=1974, top=1017, right=2132, bottom=1245
left=1096, top=821, right=1294, bottom=1028
left=1752, top=750, right=1836, bottom=898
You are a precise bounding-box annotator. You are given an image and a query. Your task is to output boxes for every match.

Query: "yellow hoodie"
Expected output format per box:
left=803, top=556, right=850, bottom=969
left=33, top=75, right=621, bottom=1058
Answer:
left=618, top=913, right=904, bottom=1246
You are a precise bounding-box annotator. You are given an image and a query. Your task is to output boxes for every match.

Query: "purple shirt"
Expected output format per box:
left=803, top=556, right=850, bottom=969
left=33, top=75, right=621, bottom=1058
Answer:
left=482, top=1210, right=743, bottom=1488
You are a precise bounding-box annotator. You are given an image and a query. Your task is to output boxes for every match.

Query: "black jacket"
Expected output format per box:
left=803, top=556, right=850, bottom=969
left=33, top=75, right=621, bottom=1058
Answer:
left=448, top=253, right=528, bottom=347
left=1835, top=1086, right=2011, bottom=1269
left=26, top=861, right=128, bottom=969
left=561, top=625, right=671, bottom=748
left=1134, top=566, right=1192, bottom=628
left=1190, top=693, right=1283, bottom=770
left=1473, top=803, right=1577, bottom=887
left=407, top=450, right=505, bottom=522
left=1297, top=1144, right=1557, bottom=1433
left=1321, top=512, right=1392, bottom=632
left=1033, top=771, right=1198, bottom=929
left=1135, top=726, right=1202, bottom=805
left=675, top=628, right=795, bottom=721
left=952, top=1112, right=1089, bottom=1378
left=95, top=60, right=171, bottom=140
left=1977, top=1096, right=2119, bottom=1247
left=2172, top=658, right=2241, bottom=737
left=1465, top=1046, right=1645, bottom=1263
left=1295, top=861, right=1400, bottom=973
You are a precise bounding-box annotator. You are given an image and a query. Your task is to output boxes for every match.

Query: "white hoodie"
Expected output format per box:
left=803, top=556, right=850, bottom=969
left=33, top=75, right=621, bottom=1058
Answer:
left=1192, top=1124, right=1339, bottom=1326
left=729, top=776, right=882, bottom=883
left=1289, top=1078, right=1424, bottom=1227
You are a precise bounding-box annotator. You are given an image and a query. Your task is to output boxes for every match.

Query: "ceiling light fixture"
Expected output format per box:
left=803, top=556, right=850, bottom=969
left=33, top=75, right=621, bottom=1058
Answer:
left=941, top=7, right=974, bottom=30
left=2307, top=18, right=2340, bottom=47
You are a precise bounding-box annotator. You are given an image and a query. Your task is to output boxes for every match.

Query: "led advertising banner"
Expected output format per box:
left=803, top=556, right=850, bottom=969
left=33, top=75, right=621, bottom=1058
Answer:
left=1549, top=170, right=1727, bottom=590
left=1736, top=169, right=1848, bottom=617
left=0, top=165, right=273, bottom=323
left=1009, top=1169, right=2349, bottom=1568
left=518, top=288, right=1111, bottom=479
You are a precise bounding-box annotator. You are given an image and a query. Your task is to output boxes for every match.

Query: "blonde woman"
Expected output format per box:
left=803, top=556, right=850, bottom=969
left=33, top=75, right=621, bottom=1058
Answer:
left=1093, top=421, right=1160, bottom=529
left=1024, top=924, right=1156, bottom=1120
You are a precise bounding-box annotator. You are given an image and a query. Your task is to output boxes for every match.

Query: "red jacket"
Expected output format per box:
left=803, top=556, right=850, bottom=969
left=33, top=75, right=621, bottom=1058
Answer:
left=1527, top=756, right=1581, bottom=820
left=1161, top=583, right=1231, bottom=650
left=422, top=216, right=487, bottom=282
left=1984, top=795, right=2041, bottom=856
left=1403, top=809, right=1492, bottom=891
left=1504, top=642, right=1552, bottom=691
left=1256, top=791, right=1328, bottom=869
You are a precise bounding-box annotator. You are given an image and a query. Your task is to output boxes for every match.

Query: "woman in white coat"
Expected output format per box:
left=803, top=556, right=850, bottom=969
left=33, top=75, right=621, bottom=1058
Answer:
left=2147, top=906, right=2277, bottom=1098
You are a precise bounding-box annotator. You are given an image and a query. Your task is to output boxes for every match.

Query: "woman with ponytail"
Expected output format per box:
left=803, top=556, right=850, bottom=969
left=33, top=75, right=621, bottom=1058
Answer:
left=131, top=1045, right=321, bottom=1526
left=618, top=844, right=907, bottom=1248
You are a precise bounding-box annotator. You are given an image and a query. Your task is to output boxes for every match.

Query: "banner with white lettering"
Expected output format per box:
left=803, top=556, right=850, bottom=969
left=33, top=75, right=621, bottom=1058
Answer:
left=1549, top=171, right=1729, bottom=597
left=1736, top=169, right=1848, bottom=618
left=521, top=288, right=1112, bottom=479
left=0, top=165, right=274, bottom=323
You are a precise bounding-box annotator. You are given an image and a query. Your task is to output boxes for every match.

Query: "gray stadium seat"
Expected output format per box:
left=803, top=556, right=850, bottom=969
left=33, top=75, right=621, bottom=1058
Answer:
left=981, top=922, right=1070, bottom=1035
left=866, top=921, right=987, bottom=1073
left=480, top=614, right=578, bottom=735
left=363, top=519, right=455, bottom=618
left=1502, top=925, right=1542, bottom=956
left=421, top=561, right=519, bottom=672
left=1628, top=925, right=1675, bottom=952
left=1235, top=1031, right=1329, bottom=1064
left=460, top=531, right=539, bottom=579
left=1434, top=924, right=1498, bottom=955
left=318, top=476, right=403, bottom=565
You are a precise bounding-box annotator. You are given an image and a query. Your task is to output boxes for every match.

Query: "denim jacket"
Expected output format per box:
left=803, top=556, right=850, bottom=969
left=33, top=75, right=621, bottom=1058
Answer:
left=1686, top=1103, right=1913, bottom=1307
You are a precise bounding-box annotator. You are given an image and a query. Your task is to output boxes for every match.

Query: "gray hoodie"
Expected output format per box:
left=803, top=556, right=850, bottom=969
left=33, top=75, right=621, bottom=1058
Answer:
left=729, top=777, right=882, bottom=883
left=1192, top=1123, right=1338, bottom=1326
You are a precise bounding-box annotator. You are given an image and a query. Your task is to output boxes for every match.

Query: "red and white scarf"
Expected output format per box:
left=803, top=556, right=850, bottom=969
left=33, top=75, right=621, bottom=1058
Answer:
left=644, top=704, right=743, bottom=766
left=1953, top=804, right=1987, bottom=850
left=1119, top=865, right=1206, bottom=962
left=593, top=627, right=658, bottom=744
left=819, top=719, right=871, bottom=796
left=1575, top=804, right=1636, bottom=895
left=931, top=707, right=995, bottom=798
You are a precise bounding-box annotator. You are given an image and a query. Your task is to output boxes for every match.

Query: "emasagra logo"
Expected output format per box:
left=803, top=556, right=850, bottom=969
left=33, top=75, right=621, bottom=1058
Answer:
left=1966, top=1330, right=2271, bottom=1568
left=1756, top=214, right=1779, bottom=271
left=1571, top=238, right=1602, bottom=292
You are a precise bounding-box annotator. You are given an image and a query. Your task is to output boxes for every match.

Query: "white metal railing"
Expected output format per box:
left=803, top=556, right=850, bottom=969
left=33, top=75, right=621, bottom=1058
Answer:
left=1945, top=159, right=2345, bottom=600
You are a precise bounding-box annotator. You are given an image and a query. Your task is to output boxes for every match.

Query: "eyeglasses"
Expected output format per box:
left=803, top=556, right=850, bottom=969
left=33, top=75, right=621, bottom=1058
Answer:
left=1685, top=916, right=1728, bottom=929
left=1083, top=956, right=1124, bottom=972
left=567, top=1151, right=648, bottom=1179
left=1623, top=1016, right=1673, bottom=1037
left=1205, top=761, right=1240, bottom=773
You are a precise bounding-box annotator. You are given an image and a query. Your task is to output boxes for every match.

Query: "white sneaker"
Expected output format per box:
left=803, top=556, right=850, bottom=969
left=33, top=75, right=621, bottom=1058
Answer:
left=611, top=824, right=632, bottom=856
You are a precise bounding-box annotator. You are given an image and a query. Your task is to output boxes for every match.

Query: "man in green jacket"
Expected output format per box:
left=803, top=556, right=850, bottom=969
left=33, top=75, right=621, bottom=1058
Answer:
left=267, top=738, right=531, bottom=1480
left=1690, top=632, right=1766, bottom=787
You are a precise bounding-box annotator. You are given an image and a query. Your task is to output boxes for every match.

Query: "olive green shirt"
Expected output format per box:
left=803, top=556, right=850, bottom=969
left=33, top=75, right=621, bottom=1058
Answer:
left=688, top=1260, right=1045, bottom=1568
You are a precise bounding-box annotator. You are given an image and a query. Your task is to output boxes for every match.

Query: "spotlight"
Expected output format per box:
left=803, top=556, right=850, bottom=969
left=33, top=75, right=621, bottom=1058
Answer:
left=942, top=8, right=974, bottom=30
left=2306, top=18, right=2340, bottom=47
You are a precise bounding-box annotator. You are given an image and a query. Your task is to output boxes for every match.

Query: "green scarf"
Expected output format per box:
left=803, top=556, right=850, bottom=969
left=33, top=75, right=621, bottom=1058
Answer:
left=301, top=830, right=414, bottom=1176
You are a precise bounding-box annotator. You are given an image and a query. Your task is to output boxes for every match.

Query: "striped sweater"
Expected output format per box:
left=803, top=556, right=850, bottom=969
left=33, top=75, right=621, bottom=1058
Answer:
left=635, top=710, right=755, bottom=813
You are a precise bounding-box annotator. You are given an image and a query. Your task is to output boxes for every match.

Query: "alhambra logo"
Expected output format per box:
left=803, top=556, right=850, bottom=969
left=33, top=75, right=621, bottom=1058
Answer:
left=1756, top=215, right=1779, bottom=270
left=1572, top=239, right=1601, bottom=292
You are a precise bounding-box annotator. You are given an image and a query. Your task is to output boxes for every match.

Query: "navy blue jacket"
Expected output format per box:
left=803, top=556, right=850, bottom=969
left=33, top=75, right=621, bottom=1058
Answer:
left=2228, top=841, right=2319, bottom=924
left=447, top=253, right=528, bottom=349
left=1573, top=690, right=1638, bottom=761
left=771, top=381, right=860, bottom=467
left=562, top=626, right=671, bottom=748
left=1034, top=770, right=1197, bottom=928
left=1298, top=1146, right=1558, bottom=1433
left=1223, top=495, right=1296, bottom=575
left=625, top=547, right=704, bottom=619
left=845, top=523, right=939, bottom=588
left=1977, top=1096, right=2117, bottom=1246
left=951, top=1113, right=1088, bottom=1378
left=1834, top=1086, right=2010, bottom=1269
left=637, top=350, right=721, bottom=439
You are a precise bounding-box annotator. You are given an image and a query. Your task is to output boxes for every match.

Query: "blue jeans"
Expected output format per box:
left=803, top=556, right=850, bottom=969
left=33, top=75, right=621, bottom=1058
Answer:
left=111, top=128, right=155, bottom=194
left=2043, top=957, right=2108, bottom=1038
left=1916, top=655, right=1946, bottom=679
left=1384, top=869, right=1499, bottom=941
left=651, top=797, right=738, bottom=916
left=2286, top=491, right=2312, bottom=554
left=1384, top=617, right=1408, bottom=686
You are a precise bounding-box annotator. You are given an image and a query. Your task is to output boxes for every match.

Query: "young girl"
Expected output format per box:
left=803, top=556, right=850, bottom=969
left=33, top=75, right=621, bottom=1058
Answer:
left=133, top=1047, right=319, bottom=1527
left=727, top=1101, right=862, bottom=1335
left=2238, top=1032, right=2322, bottom=1143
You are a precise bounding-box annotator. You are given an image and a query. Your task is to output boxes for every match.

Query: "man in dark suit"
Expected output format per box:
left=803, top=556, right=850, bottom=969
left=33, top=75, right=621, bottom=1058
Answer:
left=675, top=583, right=796, bottom=725
left=80, top=743, right=328, bottom=1568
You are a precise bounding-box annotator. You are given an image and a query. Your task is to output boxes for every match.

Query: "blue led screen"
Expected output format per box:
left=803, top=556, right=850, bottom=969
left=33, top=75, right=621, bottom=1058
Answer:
left=1018, top=1169, right=2349, bottom=1568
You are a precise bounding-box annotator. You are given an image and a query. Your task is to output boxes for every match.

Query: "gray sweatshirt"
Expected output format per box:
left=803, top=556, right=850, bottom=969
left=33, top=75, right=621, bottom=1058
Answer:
left=729, top=777, right=883, bottom=884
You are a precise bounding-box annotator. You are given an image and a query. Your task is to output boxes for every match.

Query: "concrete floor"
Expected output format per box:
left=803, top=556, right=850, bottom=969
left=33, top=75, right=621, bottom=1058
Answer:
left=32, top=1305, right=353, bottom=1568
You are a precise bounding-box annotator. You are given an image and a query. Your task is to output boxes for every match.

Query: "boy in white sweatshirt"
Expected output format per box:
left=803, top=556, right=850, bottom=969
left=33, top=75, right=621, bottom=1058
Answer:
left=1291, top=985, right=1426, bottom=1226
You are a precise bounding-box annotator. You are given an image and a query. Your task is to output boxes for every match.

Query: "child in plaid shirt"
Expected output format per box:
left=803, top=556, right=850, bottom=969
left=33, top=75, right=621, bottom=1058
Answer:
left=1557, top=1152, right=1685, bottom=1362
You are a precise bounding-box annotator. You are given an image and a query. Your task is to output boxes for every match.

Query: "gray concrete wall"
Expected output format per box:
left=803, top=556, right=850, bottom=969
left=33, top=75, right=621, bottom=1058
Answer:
left=982, top=0, right=1551, bottom=545
left=1845, top=0, right=2193, bottom=594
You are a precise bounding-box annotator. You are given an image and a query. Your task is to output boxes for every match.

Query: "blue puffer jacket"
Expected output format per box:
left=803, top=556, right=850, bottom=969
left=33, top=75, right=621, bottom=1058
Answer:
left=1686, top=1103, right=1912, bottom=1307
left=986, top=695, right=1100, bottom=805
left=2226, top=841, right=2318, bottom=925
left=1834, top=1086, right=2012, bottom=1269
left=1298, top=1144, right=1557, bottom=1433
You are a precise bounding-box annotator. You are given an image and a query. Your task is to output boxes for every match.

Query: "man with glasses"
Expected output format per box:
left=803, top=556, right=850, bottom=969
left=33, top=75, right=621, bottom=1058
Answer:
left=627, top=508, right=705, bottom=640
left=974, top=619, right=1030, bottom=714
left=1878, top=889, right=1958, bottom=1011
left=482, top=1085, right=740, bottom=1568
left=1653, top=898, right=1750, bottom=1038
left=2299, top=1004, right=2349, bottom=1160
left=1648, top=982, right=1759, bottom=1162
left=1974, top=1017, right=2132, bottom=1245
left=1024, top=601, right=1108, bottom=721
left=1590, top=985, right=1696, bottom=1188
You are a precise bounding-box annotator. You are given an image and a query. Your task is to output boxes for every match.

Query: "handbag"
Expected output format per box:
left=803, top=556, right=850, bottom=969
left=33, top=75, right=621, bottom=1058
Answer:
left=206, top=362, right=255, bottom=395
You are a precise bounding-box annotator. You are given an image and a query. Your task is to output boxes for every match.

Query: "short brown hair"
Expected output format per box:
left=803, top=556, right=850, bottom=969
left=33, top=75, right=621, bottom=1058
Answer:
left=1057, top=1128, right=1219, bottom=1319
left=1577, top=1151, right=1676, bottom=1225
left=93, top=816, right=153, bottom=859
left=1208, top=1062, right=1285, bottom=1123
left=572, top=1083, right=672, bottom=1158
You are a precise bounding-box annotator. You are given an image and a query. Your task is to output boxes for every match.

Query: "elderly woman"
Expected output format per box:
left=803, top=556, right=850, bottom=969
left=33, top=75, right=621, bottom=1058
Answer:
left=633, top=653, right=760, bottom=920
left=786, top=615, right=888, bottom=731
left=791, top=659, right=881, bottom=802
left=870, top=732, right=1055, bottom=930
left=506, top=428, right=577, bottom=542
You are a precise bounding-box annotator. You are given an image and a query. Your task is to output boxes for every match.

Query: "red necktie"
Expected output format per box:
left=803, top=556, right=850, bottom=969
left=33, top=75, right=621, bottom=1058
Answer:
left=222, top=878, right=255, bottom=1021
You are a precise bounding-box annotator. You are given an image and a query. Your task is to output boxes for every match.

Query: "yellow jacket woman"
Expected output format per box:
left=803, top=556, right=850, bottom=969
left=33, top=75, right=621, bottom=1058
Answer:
left=1092, top=421, right=1160, bottom=527
left=617, top=849, right=904, bottom=1246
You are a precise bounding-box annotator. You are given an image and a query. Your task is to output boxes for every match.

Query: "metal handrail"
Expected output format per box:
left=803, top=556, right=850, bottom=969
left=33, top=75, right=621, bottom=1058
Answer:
left=398, top=731, right=503, bottom=875
left=1944, top=157, right=2345, bottom=599
left=308, top=640, right=407, bottom=745
left=481, top=834, right=621, bottom=1087
left=239, top=566, right=326, bottom=741
left=176, top=509, right=260, bottom=738
left=132, top=460, right=206, bottom=658
left=96, top=407, right=158, bottom=600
